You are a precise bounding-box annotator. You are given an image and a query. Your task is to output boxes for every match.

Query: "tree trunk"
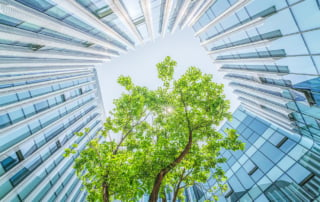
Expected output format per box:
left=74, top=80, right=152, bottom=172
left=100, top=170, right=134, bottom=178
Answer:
left=149, top=131, right=193, bottom=202
left=149, top=171, right=166, bottom=202
left=172, top=189, right=179, bottom=202
left=102, top=182, right=110, bottom=202
left=173, top=180, right=182, bottom=202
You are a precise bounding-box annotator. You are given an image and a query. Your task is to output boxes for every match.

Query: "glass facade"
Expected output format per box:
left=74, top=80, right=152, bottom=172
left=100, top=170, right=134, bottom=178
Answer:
left=1, top=0, right=320, bottom=201
left=0, top=68, right=105, bottom=201
left=193, top=0, right=320, bottom=142
left=188, top=107, right=320, bottom=202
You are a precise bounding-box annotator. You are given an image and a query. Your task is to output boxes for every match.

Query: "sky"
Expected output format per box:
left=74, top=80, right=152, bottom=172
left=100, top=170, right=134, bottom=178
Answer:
left=96, top=28, right=239, bottom=117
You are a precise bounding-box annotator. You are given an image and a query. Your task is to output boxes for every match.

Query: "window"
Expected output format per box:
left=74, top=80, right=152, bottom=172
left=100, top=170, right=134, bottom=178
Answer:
left=260, top=142, right=284, bottom=163
left=287, top=163, right=311, bottom=184
left=35, top=100, right=49, bottom=113
left=16, top=0, right=53, bottom=12
left=251, top=151, right=273, bottom=173
left=0, top=114, right=11, bottom=129
left=0, top=13, right=22, bottom=26
left=30, top=86, right=52, bottom=97
left=17, top=91, right=31, bottom=101
left=9, top=109, right=25, bottom=124
left=23, top=105, right=36, bottom=118
left=0, top=94, right=18, bottom=106
left=1, top=152, right=19, bottom=171
left=20, top=140, right=37, bottom=159
left=28, top=119, right=42, bottom=134
left=48, top=97, right=57, bottom=107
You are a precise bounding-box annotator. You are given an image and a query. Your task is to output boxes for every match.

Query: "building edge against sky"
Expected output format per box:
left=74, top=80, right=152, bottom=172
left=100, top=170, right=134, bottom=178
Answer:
left=0, top=0, right=320, bottom=201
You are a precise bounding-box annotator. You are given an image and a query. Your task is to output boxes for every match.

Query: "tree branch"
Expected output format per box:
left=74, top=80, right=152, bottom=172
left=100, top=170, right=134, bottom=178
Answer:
left=113, top=111, right=150, bottom=155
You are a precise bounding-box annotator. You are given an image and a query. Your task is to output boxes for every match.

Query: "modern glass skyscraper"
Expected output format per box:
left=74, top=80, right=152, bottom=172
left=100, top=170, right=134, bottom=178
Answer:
left=191, top=107, right=320, bottom=201
left=0, top=67, right=105, bottom=201
left=0, top=0, right=320, bottom=201
left=192, top=0, right=320, bottom=143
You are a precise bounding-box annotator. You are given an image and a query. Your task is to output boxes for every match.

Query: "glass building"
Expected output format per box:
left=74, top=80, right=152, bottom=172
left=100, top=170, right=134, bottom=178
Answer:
left=0, top=67, right=105, bottom=201
left=0, top=0, right=320, bottom=201
left=190, top=106, right=320, bottom=201
left=192, top=0, right=320, bottom=142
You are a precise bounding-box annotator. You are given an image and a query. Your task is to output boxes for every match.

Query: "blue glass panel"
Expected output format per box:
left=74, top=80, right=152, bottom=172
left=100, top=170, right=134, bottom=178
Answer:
left=251, top=151, right=273, bottom=173
left=17, top=22, right=42, bottom=32
left=236, top=168, right=254, bottom=189
left=9, top=109, right=25, bottom=124
left=45, top=6, right=69, bottom=20
left=251, top=169, right=263, bottom=182
left=1, top=152, right=19, bottom=171
left=30, top=86, right=52, bottom=97
left=0, top=93, right=18, bottom=106
left=287, top=163, right=311, bottom=184
left=28, top=119, right=42, bottom=134
left=45, top=124, right=64, bottom=142
left=17, top=91, right=31, bottom=101
left=268, top=132, right=284, bottom=146
left=10, top=168, right=29, bottom=186
left=23, top=105, right=36, bottom=118
left=0, top=13, right=22, bottom=26
left=48, top=97, right=57, bottom=107
left=280, top=139, right=295, bottom=153
left=20, top=140, right=37, bottom=159
left=0, top=114, right=11, bottom=129
left=0, top=180, right=13, bottom=199
left=34, top=100, right=49, bottom=113
left=0, top=83, right=13, bottom=89
left=260, top=142, right=284, bottom=163
left=0, top=126, right=31, bottom=153
left=16, top=0, right=53, bottom=12
left=248, top=119, right=269, bottom=134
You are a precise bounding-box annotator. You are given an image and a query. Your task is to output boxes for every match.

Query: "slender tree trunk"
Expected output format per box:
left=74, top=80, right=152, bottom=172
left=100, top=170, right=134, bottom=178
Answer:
left=149, top=171, right=166, bottom=202
left=172, top=188, right=179, bottom=202
left=173, top=180, right=182, bottom=202
left=102, top=182, right=110, bottom=202
left=149, top=131, right=193, bottom=202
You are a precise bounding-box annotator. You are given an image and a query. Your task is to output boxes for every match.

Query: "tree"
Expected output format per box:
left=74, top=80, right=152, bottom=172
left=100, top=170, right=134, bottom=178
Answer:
left=64, top=76, right=152, bottom=202
left=64, top=56, right=244, bottom=202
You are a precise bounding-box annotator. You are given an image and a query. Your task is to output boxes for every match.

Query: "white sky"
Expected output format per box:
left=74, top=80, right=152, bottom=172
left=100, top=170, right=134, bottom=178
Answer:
left=96, top=28, right=239, bottom=116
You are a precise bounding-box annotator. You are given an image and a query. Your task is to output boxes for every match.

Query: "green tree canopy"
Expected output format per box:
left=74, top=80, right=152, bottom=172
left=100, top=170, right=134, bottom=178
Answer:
left=64, top=56, right=244, bottom=202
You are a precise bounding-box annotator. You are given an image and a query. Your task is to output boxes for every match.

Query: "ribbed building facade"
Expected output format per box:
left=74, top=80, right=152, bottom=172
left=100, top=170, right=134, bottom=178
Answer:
left=192, top=0, right=320, bottom=142
left=0, top=0, right=320, bottom=201
left=0, top=67, right=105, bottom=201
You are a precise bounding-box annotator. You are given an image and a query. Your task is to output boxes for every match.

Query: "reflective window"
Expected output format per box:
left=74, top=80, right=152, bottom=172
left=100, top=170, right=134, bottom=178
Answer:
left=16, top=0, right=53, bottom=12
left=17, top=91, right=31, bottom=101
left=287, top=163, right=311, bottom=184
left=20, top=139, right=37, bottom=159
left=0, top=94, right=18, bottom=106
left=292, top=0, right=320, bottom=31
left=35, top=100, right=49, bottom=113
left=0, top=126, right=31, bottom=153
left=9, top=109, right=25, bottom=124
left=0, top=114, right=11, bottom=129
left=236, top=168, right=254, bottom=189
left=1, top=152, right=19, bottom=172
left=23, top=105, right=36, bottom=118
left=260, top=142, right=284, bottom=163
left=30, top=86, right=52, bottom=97
left=251, top=151, right=273, bottom=173
left=28, top=119, right=42, bottom=134
left=0, top=13, right=22, bottom=26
